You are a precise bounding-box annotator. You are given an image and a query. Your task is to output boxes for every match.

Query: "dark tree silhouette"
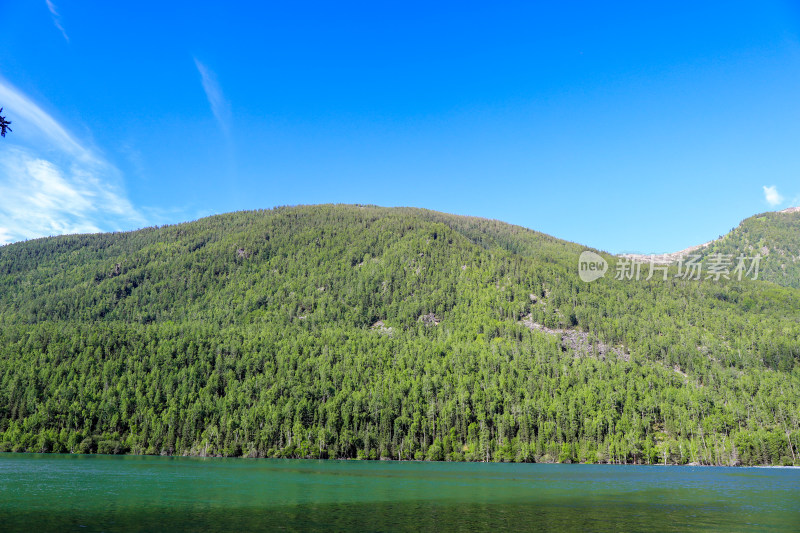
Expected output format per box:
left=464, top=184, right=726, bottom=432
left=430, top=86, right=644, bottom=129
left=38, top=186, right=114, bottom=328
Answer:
left=0, top=108, right=11, bottom=137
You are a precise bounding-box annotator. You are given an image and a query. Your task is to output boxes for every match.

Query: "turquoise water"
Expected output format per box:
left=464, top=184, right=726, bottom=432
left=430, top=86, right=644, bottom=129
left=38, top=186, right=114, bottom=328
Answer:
left=0, top=454, right=798, bottom=531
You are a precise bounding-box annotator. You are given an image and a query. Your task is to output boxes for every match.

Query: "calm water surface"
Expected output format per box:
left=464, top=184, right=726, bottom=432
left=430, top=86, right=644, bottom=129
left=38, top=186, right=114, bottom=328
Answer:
left=0, top=454, right=798, bottom=531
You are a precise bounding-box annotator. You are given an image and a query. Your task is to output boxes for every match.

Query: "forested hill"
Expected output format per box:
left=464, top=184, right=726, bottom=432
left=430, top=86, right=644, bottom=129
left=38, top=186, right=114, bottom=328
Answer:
left=699, top=208, right=800, bottom=289
left=1, top=204, right=799, bottom=466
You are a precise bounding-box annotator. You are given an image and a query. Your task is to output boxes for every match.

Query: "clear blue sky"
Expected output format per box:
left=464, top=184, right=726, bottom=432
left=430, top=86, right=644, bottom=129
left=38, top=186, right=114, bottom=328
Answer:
left=1, top=1, right=799, bottom=253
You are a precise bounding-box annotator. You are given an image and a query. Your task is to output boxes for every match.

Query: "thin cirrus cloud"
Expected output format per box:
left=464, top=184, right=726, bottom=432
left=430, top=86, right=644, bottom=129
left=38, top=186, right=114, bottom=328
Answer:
left=762, top=185, right=784, bottom=207
left=0, top=78, right=144, bottom=246
left=193, top=58, right=232, bottom=136
left=45, top=0, right=69, bottom=42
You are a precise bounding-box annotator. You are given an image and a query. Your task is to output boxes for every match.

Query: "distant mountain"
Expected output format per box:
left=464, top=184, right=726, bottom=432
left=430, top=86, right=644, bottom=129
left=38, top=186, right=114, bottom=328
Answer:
left=619, top=241, right=714, bottom=265
left=0, top=204, right=798, bottom=465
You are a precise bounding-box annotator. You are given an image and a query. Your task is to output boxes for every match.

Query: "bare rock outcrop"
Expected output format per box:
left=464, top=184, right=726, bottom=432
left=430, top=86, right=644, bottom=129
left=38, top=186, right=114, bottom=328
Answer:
left=371, top=320, right=394, bottom=335
left=418, top=313, right=441, bottom=326
left=520, top=315, right=626, bottom=360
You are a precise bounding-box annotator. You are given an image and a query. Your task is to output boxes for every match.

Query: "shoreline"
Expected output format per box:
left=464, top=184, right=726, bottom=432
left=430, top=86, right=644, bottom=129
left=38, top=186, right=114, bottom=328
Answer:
left=1, top=451, right=797, bottom=468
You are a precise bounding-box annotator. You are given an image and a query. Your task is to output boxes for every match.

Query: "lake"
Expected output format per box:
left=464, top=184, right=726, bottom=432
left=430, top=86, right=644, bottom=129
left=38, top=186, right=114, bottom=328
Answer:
left=0, top=454, right=798, bottom=531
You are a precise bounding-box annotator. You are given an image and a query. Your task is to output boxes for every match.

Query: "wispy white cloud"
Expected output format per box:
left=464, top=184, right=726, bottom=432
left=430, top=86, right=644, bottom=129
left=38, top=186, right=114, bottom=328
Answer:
left=0, top=79, right=144, bottom=244
left=0, top=227, right=12, bottom=246
left=194, top=58, right=232, bottom=135
left=763, top=185, right=784, bottom=207
left=0, top=79, right=87, bottom=158
left=45, top=0, right=69, bottom=42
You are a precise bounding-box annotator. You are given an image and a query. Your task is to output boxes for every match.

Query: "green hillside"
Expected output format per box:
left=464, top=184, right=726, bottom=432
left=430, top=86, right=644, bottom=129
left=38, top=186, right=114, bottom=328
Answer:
left=700, top=208, right=800, bottom=289
left=1, top=204, right=798, bottom=465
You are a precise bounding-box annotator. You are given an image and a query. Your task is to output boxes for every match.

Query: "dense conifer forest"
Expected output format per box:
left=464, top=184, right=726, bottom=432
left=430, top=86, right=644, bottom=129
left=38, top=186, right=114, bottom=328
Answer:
left=1, top=205, right=798, bottom=465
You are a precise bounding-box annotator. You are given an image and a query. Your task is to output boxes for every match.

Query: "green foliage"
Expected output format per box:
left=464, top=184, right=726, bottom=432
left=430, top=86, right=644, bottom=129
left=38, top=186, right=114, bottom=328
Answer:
left=0, top=107, right=11, bottom=138
left=0, top=204, right=798, bottom=465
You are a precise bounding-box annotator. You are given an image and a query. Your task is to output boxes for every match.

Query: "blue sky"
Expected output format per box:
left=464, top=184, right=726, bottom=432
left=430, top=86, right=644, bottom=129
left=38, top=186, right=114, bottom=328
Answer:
left=1, top=1, right=799, bottom=253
